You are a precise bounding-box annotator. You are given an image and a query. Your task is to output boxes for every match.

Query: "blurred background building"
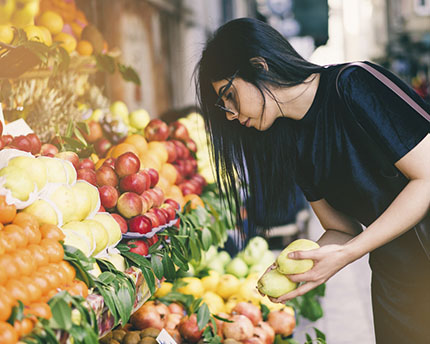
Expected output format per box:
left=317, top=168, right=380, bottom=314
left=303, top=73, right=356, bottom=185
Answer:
left=79, top=0, right=430, bottom=115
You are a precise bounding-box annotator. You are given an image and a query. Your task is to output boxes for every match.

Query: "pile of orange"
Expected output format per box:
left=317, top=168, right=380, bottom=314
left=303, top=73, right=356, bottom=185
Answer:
left=0, top=196, right=88, bottom=343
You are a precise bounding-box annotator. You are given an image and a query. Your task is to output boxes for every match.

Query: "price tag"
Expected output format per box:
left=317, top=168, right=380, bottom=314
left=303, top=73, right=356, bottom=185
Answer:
left=0, top=103, right=34, bottom=136
left=156, top=329, right=177, bottom=344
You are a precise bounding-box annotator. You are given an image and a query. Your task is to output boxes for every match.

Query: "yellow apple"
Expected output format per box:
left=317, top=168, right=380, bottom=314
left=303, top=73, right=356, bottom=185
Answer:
left=257, top=269, right=297, bottom=298
left=276, top=239, right=320, bottom=275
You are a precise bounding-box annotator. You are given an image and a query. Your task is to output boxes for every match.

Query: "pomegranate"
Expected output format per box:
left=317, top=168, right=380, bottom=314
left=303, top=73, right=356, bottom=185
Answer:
left=233, top=302, right=262, bottom=326
left=178, top=314, right=203, bottom=343
left=243, top=338, right=264, bottom=344
left=166, top=329, right=182, bottom=344
left=253, top=325, right=270, bottom=344
left=223, top=314, right=254, bottom=341
left=267, top=310, right=296, bottom=336
left=257, top=322, right=275, bottom=344
left=165, top=313, right=182, bottom=330
left=168, top=302, right=184, bottom=315
left=130, top=304, right=165, bottom=330
left=154, top=300, right=170, bottom=321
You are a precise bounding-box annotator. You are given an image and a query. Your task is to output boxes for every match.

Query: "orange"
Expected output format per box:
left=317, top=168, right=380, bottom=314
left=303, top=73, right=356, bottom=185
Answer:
left=14, top=317, right=34, bottom=338
left=0, top=195, right=17, bottom=224
left=41, top=289, right=58, bottom=303
left=58, top=261, right=76, bottom=283
left=110, top=143, right=139, bottom=159
left=3, top=224, right=28, bottom=248
left=27, top=244, right=49, bottom=268
left=140, top=152, right=162, bottom=171
left=70, top=22, right=83, bottom=39
left=25, top=302, right=52, bottom=320
left=183, top=194, right=204, bottom=210
left=0, top=294, right=12, bottom=321
left=124, top=134, right=148, bottom=156
left=0, top=266, right=6, bottom=285
left=167, top=185, right=185, bottom=207
left=156, top=175, right=170, bottom=195
left=147, top=141, right=168, bottom=164
left=31, top=273, right=51, bottom=295
left=40, top=239, right=64, bottom=263
left=12, top=248, right=35, bottom=276
left=6, top=279, right=31, bottom=306
left=95, top=158, right=106, bottom=170
left=13, top=213, right=41, bottom=245
left=159, top=163, right=178, bottom=185
left=0, top=322, right=18, bottom=344
left=54, top=32, right=77, bottom=53
left=20, top=276, right=42, bottom=304
left=76, top=39, right=93, bottom=56
left=0, top=254, right=19, bottom=280
left=40, top=223, right=65, bottom=241
left=66, top=280, right=88, bottom=298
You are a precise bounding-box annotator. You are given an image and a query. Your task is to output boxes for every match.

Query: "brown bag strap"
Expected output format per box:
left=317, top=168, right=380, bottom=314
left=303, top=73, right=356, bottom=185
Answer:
left=335, top=61, right=430, bottom=122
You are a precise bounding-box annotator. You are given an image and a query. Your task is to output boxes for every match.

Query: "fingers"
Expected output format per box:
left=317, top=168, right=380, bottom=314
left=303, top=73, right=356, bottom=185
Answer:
left=288, top=249, right=319, bottom=260
left=269, top=281, right=320, bottom=303
left=287, top=271, right=315, bottom=283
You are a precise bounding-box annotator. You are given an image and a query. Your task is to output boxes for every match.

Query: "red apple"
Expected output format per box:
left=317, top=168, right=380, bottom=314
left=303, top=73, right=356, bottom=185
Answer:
left=151, top=186, right=165, bottom=206
left=127, top=239, right=149, bottom=256
left=10, top=135, right=31, bottom=152
left=183, top=159, right=195, bottom=177
left=83, top=121, right=103, bottom=143
left=78, top=158, right=95, bottom=170
left=147, top=234, right=158, bottom=246
left=140, top=194, right=152, bottom=214
left=168, top=121, right=190, bottom=142
left=188, top=179, right=202, bottom=195
left=164, top=141, right=178, bottom=163
left=128, top=215, right=152, bottom=235
left=144, top=119, right=169, bottom=142
left=149, top=207, right=167, bottom=226
left=111, top=213, right=128, bottom=234
left=179, top=182, right=195, bottom=196
left=146, top=168, right=159, bottom=188
left=146, top=189, right=161, bottom=208
left=26, top=133, right=42, bottom=155
left=115, top=152, right=140, bottom=178
left=161, top=204, right=176, bottom=222
left=117, top=192, right=143, bottom=219
left=120, top=173, right=146, bottom=194
left=1, top=134, right=13, bottom=147
left=193, top=174, right=207, bottom=187
left=96, top=166, right=119, bottom=187
left=77, top=168, right=97, bottom=185
left=164, top=198, right=180, bottom=211
left=137, top=169, right=151, bottom=191
left=144, top=212, right=160, bottom=229
left=172, top=140, right=190, bottom=159
left=102, top=157, right=116, bottom=169
left=94, top=138, right=112, bottom=158
left=184, top=138, right=197, bottom=153
left=55, top=151, right=80, bottom=169
left=98, top=205, right=106, bottom=212
left=40, top=143, right=58, bottom=156
left=98, top=185, right=119, bottom=209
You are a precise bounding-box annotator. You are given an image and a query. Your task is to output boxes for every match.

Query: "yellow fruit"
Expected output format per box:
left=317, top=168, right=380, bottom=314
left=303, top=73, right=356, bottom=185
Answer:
left=147, top=141, right=168, bottom=164
left=70, top=22, right=83, bottom=39
left=0, top=0, right=14, bottom=24
left=201, top=270, right=220, bottom=292
left=54, top=32, right=76, bottom=53
left=38, top=157, right=68, bottom=184
left=37, top=11, right=64, bottom=35
left=202, top=291, right=225, bottom=314
left=0, top=25, right=13, bottom=44
left=73, top=181, right=100, bottom=216
left=239, top=279, right=263, bottom=305
left=177, top=277, right=204, bottom=298
left=217, top=274, right=240, bottom=300
left=154, top=282, right=173, bottom=298
left=276, top=239, right=320, bottom=275
left=38, top=26, right=52, bottom=46
left=82, top=219, right=108, bottom=255
left=76, top=39, right=93, bottom=56
left=23, top=25, right=45, bottom=42
left=8, top=156, right=47, bottom=191
left=92, top=213, right=121, bottom=247
left=224, top=294, right=242, bottom=313
left=257, top=269, right=297, bottom=298
left=11, top=2, right=39, bottom=28
left=62, top=221, right=95, bottom=253
left=47, top=185, right=77, bottom=224
left=0, top=165, right=35, bottom=201
left=23, top=200, right=59, bottom=226
left=129, top=109, right=150, bottom=130
left=62, top=228, right=92, bottom=257
left=261, top=296, right=290, bottom=312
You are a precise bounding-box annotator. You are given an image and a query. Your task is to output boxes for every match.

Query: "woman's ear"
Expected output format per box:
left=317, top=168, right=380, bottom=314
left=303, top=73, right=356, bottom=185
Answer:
left=250, top=57, right=269, bottom=71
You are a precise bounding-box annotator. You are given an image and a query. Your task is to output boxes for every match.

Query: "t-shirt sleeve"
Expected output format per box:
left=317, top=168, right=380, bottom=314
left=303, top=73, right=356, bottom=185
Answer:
left=296, top=171, right=322, bottom=202
left=338, top=63, right=430, bottom=164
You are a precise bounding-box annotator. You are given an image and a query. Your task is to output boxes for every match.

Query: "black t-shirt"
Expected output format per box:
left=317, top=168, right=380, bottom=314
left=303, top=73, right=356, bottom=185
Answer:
left=294, top=61, right=430, bottom=227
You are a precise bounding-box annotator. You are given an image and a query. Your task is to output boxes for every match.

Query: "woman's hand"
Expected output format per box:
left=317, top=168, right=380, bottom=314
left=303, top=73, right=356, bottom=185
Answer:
left=268, top=244, right=352, bottom=303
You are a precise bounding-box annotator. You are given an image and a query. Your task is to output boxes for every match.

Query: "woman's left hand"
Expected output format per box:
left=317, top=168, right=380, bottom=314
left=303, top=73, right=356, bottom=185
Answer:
left=269, top=244, right=352, bottom=303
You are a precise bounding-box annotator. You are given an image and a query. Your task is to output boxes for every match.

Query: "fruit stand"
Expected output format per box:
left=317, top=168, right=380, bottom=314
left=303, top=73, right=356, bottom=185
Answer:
left=0, top=1, right=325, bottom=343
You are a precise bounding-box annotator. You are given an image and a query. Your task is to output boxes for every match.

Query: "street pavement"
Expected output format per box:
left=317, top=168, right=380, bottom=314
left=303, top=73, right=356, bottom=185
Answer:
left=290, top=211, right=376, bottom=344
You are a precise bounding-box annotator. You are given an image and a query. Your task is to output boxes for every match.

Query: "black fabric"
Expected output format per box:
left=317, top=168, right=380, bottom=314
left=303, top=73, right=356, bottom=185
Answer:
left=294, top=61, right=430, bottom=342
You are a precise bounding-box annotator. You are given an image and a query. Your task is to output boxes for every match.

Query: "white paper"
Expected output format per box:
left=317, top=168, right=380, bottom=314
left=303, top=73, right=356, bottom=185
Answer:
left=156, top=329, right=177, bottom=344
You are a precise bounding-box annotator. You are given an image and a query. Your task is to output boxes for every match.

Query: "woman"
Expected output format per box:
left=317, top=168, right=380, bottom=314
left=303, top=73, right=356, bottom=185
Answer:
left=195, top=18, right=430, bottom=343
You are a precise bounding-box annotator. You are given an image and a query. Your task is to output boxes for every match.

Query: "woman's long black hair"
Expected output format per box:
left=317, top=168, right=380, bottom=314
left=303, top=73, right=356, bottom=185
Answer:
left=195, top=18, right=323, bottom=237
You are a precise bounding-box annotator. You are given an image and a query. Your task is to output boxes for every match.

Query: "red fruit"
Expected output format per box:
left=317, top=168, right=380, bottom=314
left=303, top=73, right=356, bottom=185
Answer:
left=55, top=151, right=80, bottom=169
left=140, top=194, right=152, bottom=214
left=164, top=198, right=180, bottom=211
left=178, top=314, right=203, bottom=343
left=193, top=174, right=207, bottom=187
left=146, top=188, right=162, bottom=208
left=78, top=158, right=95, bottom=170
left=119, top=173, right=146, bottom=194
left=117, top=192, right=143, bottom=219
left=172, top=140, right=189, bottom=159
left=168, top=121, right=190, bottom=142
left=111, top=213, right=128, bottom=234
left=144, top=212, right=160, bottom=229
left=127, top=240, right=149, bottom=256
left=0, top=121, right=2, bottom=136
left=179, top=182, right=195, bottom=196
left=151, top=186, right=165, bottom=207
left=161, top=204, right=176, bottom=222
left=144, top=119, right=169, bottom=142
left=99, top=205, right=106, bottom=212
left=267, top=310, right=295, bottom=336
left=96, top=166, right=119, bottom=187
left=233, top=302, right=262, bottom=326
left=148, top=208, right=167, bottom=226
left=164, top=141, right=178, bottom=163
left=94, top=138, right=112, bottom=158
left=257, top=322, right=275, bottom=344
left=115, top=152, right=140, bottom=178
left=82, top=121, right=103, bottom=143
left=77, top=168, right=97, bottom=186
left=128, top=215, right=152, bottom=235
left=1, top=134, right=13, bottom=147
left=10, top=135, right=31, bottom=152
left=147, top=234, right=158, bottom=246
left=146, top=168, right=159, bottom=188
left=223, top=314, right=254, bottom=341
left=168, top=303, right=184, bottom=315
left=130, top=304, right=164, bottom=330
left=137, top=169, right=151, bottom=192
left=26, top=133, right=42, bottom=154
left=184, top=138, right=197, bottom=153
left=98, top=185, right=119, bottom=209
left=40, top=143, right=58, bottom=156
left=102, top=157, right=116, bottom=169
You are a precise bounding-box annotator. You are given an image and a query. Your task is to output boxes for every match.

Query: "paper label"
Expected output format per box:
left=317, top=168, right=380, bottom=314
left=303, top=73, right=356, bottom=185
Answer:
left=0, top=103, right=34, bottom=136
left=156, top=329, right=177, bottom=344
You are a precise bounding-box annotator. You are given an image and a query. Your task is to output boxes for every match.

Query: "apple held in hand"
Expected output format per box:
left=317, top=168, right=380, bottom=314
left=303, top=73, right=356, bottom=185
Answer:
left=257, top=269, right=297, bottom=298
left=276, top=239, right=320, bottom=275
left=127, top=239, right=149, bottom=256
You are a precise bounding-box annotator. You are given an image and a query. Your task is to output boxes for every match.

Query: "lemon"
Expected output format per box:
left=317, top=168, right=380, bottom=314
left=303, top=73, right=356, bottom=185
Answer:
left=129, top=109, right=150, bottom=129
left=37, top=11, right=63, bottom=35
left=177, top=277, right=204, bottom=298
left=201, top=270, right=221, bottom=292
left=202, top=291, right=225, bottom=314
left=38, top=26, right=52, bottom=46
left=11, top=2, right=39, bottom=28
left=0, top=0, right=14, bottom=24
left=154, top=282, right=173, bottom=298
left=54, top=32, right=76, bottom=53
left=23, top=25, right=44, bottom=42
left=76, top=39, right=93, bottom=56
left=217, top=274, right=241, bottom=300
left=0, top=25, right=13, bottom=44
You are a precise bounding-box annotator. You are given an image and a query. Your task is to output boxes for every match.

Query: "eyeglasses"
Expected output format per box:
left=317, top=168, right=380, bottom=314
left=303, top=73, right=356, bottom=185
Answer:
left=214, top=70, right=239, bottom=115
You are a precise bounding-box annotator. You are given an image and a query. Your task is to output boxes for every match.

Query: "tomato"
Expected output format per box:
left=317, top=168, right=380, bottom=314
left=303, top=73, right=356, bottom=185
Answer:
left=40, top=239, right=64, bottom=263
left=0, top=321, right=18, bottom=344
left=0, top=195, right=17, bottom=224
left=27, top=244, right=49, bottom=267
left=12, top=249, right=35, bottom=276
left=6, top=279, right=30, bottom=306
left=3, top=224, right=28, bottom=248
left=40, top=223, right=64, bottom=241
left=25, top=302, right=52, bottom=320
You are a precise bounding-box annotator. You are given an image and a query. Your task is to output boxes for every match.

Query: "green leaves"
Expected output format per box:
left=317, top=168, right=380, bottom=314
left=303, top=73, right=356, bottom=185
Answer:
left=197, top=303, right=210, bottom=330
left=285, top=283, right=325, bottom=323
left=96, top=54, right=141, bottom=85
left=54, top=120, right=95, bottom=158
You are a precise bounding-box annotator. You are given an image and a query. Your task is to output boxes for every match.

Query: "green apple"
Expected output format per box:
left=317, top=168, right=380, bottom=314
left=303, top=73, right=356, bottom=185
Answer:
left=242, top=236, right=269, bottom=266
left=257, top=269, right=297, bottom=298
left=8, top=156, right=47, bottom=191
left=82, top=219, right=108, bottom=255
left=216, top=251, right=231, bottom=267
left=277, top=239, right=320, bottom=275
left=62, top=221, right=95, bottom=253
left=48, top=185, right=77, bottom=224
left=38, top=157, right=68, bottom=184
left=0, top=165, right=35, bottom=201
left=23, top=199, right=59, bottom=225
left=129, top=109, right=150, bottom=129
left=92, top=213, right=122, bottom=247
left=225, top=257, right=248, bottom=278
left=207, top=260, right=225, bottom=275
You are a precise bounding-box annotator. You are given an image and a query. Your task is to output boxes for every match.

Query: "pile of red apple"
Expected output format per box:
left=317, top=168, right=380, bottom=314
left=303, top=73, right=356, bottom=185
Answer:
left=0, top=129, right=43, bottom=155
left=144, top=119, right=207, bottom=196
